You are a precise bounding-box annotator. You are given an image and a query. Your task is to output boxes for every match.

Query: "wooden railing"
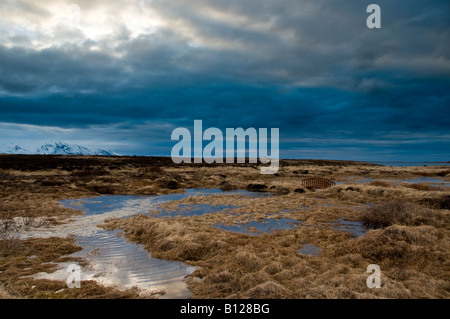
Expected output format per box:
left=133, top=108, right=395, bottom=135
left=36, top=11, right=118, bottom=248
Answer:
left=302, top=177, right=335, bottom=189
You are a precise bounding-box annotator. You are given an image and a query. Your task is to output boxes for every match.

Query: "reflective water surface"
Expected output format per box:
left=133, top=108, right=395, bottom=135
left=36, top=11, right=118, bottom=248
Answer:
left=54, top=188, right=266, bottom=298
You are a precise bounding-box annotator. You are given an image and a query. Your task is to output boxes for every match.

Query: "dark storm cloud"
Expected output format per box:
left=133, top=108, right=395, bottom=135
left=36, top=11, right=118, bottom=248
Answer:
left=2, top=79, right=448, bottom=134
left=0, top=0, right=449, bottom=160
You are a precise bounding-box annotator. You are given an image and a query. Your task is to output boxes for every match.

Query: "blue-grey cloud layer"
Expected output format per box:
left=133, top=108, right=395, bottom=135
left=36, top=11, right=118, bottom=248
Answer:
left=0, top=0, right=449, bottom=160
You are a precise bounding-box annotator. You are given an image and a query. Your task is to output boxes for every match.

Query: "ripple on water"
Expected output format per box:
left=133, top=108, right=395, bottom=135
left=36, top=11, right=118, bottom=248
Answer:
left=70, top=232, right=195, bottom=298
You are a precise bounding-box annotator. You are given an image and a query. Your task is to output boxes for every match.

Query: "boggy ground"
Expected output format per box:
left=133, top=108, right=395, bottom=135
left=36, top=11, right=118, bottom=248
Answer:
left=0, top=155, right=449, bottom=298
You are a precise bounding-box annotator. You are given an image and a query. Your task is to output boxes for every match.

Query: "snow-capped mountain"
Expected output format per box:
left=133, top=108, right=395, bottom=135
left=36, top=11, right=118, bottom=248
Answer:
left=0, top=141, right=117, bottom=156
left=3, top=144, right=28, bottom=154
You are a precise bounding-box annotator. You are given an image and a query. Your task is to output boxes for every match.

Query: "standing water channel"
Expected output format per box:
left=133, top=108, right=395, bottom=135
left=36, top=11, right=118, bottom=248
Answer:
left=42, top=188, right=268, bottom=298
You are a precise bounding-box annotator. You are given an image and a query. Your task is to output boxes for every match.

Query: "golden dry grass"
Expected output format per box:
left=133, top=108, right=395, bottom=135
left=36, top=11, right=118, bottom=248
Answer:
left=361, top=201, right=448, bottom=229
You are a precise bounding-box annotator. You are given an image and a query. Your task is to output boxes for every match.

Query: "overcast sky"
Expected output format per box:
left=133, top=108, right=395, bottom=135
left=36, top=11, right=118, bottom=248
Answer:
left=0, top=0, right=449, bottom=160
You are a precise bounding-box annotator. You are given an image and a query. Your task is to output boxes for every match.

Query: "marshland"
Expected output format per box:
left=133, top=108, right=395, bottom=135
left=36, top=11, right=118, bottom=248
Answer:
left=0, top=155, right=449, bottom=298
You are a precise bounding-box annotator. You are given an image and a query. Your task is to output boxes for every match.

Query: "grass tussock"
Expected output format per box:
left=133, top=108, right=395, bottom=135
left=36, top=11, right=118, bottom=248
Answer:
left=404, top=183, right=444, bottom=192
left=325, top=225, right=449, bottom=298
left=413, top=170, right=450, bottom=177
left=245, top=281, right=291, bottom=299
left=420, top=195, right=450, bottom=210
left=331, top=225, right=448, bottom=271
left=361, top=201, right=448, bottom=229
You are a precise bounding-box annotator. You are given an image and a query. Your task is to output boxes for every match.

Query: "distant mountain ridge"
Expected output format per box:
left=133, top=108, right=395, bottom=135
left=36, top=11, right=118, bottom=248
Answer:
left=0, top=141, right=116, bottom=156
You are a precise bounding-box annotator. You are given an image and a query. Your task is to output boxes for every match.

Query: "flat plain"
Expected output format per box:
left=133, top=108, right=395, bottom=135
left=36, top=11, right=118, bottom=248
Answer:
left=0, top=155, right=448, bottom=298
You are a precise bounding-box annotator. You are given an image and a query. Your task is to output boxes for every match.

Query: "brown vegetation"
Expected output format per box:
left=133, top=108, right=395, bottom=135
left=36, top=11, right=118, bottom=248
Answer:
left=369, top=181, right=390, bottom=187
left=0, top=155, right=449, bottom=298
left=403, top=183, right=444, bottom=192
left=361, top=201, right=448, bottom=229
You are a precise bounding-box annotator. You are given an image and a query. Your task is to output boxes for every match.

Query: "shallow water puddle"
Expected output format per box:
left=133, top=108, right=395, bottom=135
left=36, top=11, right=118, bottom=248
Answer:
left=298, top=244, right=322, bottom=256
left=213, top=218, right=302, bottom=236
left=69, top=233, right=195, bottom=298
left=399, top=177, right=450, bottom=187
left=60, top=188, right=262, bottom=217
left=34, top=232, right=195, bottom=298
left=34, top=188, right=265, bottom=297
left=331, top=218, right=367, bottom=237
left=154, top=203, right=237, bottom=217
